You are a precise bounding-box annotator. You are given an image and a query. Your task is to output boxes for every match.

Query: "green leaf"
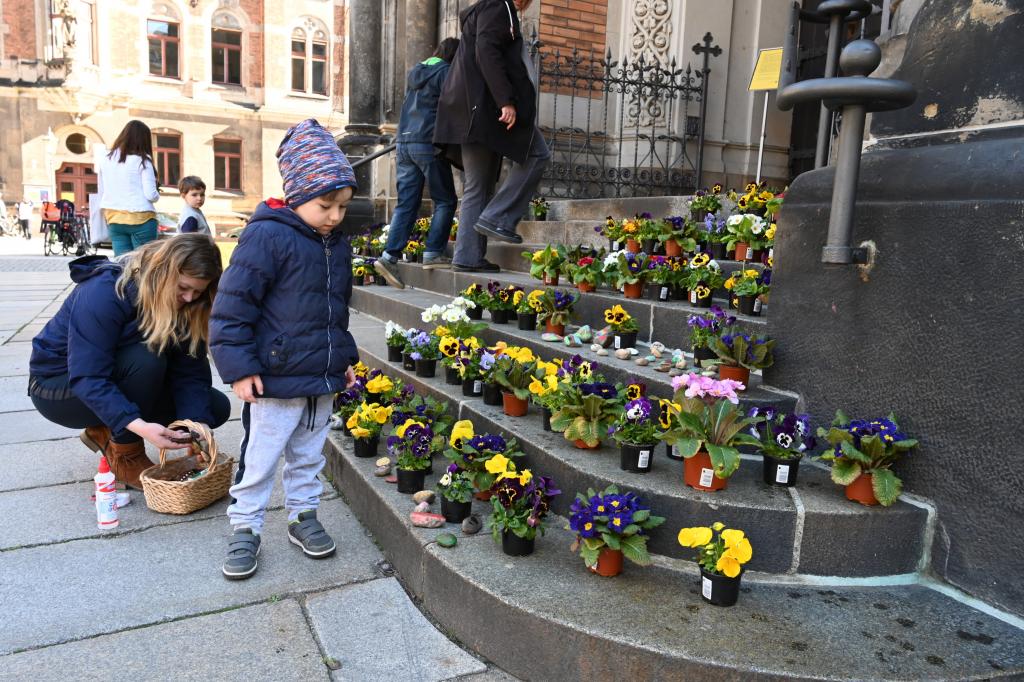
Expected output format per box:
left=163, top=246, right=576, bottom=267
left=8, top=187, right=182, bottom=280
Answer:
left=602, top=533, right=621, bottom=550
left=631, top=509, right=650, bottom=523
left=833, top=410, right=850, bottom=427
left=583, top=537, right=604, bottom=551
left=871, top=468, right=902, bottom=507
left=673, top=437, right=703, bottom=458
left=860, top=435, right=886, bottom=460
left=706, top=443, right=741, bottom=478
left=830, top=458, right=862, bottom=485
left=580, top=545, right=600, bottom=567
left=839, top=440, right=872, bottom=464
left=620, top=534, right=651, bottom=566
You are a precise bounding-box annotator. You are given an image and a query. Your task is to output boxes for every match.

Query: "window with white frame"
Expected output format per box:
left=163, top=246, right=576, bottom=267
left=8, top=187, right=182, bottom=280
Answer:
left=290, top=20, right=329, bottom=96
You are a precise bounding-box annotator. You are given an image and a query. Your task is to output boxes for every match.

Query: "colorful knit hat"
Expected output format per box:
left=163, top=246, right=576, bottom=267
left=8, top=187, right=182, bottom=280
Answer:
left=276, top=118, right=357, bottom=207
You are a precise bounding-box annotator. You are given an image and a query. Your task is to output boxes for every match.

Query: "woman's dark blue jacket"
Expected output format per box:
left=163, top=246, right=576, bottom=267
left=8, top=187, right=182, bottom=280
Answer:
left=209, top=200, right=359, bottom=398
left=29, top=256, right=216, bottom=434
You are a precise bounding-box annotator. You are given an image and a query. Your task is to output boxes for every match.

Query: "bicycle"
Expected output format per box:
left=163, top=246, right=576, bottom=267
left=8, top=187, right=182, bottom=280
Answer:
left=71, top=212, right=95, bottom=256
left=0, top=213, right=18, bottom=237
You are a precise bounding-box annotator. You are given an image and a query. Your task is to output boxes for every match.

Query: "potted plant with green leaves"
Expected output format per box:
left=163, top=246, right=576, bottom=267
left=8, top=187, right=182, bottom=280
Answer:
left=598, top=216, right=626, bottom=252
left=687, top=305, right=734, bottom=367
left=388, top=418, right=437, bottom=493
left=684, top=253, right=724, bottom=308
left=484, top=281, right=520, bottom=324
left=551, top=380, right=624, bottom=450
left=436, top=463, right=475, bottom=523
left=420, top=298, right=488, bottom=340
left=662, top=216, right=697, bottom=257
left=725, top=213, right=768, bottom=262
left=817, top=412, right=918, bottom=506
left=490, top=346, right=537, bottom=417
left=459, top=345, right=497, bottom=399
left=352, top=257, right=370, bottom=286
left=603, top=305, right=640, bottom=350
left=709, top=327, right=775, bottom=387
left=385, top=320, right=406, bottom=362
left=529, top=196, right=550, bottom=221
left=750, top=407, right=815, bottom=487
left=488, top=463, right=560, bottom=557
left=643, top=255, right=674, bottom=302
left=568, top=485, right=665, bottom=577
left=528, top=361, right=563, bottom=432
left=689, top=187, right=723, bottom=222
left=658, top=373, right=759, bottom=492
left=444, top=426, right=524, bottom=500
left=724, top=268, right=770, bottom=316
left=536, top=289, right=577, bottom=336
left=459, top=283, right=489, bottom=320
left=345, top=401, right=395, bottom=459
left=515, top=289, right=544, bottom=330
left=677, top=522, right=754, bottom=606
left=440, top=335, right=475, bottom=387
left=405, top=330, right=440, bottom=378
left=564, top=254, right=604, bottom=293
left=700, top=214, right=729, bottom=260
left=610, top=395, right=663, bottom=473
left=524, top=244, right=565, bottom=285
left=610, top=251, right=647, bottom=298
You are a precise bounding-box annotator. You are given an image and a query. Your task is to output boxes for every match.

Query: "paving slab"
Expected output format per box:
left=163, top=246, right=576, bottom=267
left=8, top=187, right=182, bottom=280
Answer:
left=0, top=437, right=98, bottom=491
left=0, top=345, right=31, bottom=377
left=0, top=498, right=382, bottom=655
left=307, top=577, right=486, bottom=682
left=0, top=599, right=331, bottom=681
left=0, top=408, right=78, bottom=444
left=0, top=376, right=33, bottom=413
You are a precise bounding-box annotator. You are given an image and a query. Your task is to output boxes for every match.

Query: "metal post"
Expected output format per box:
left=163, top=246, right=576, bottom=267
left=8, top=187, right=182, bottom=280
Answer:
left=814, top=14, right=843, bottom=168
left=822, top=103, right=865, bottom=263
left=692, top=33, right=721, bottom=190
left=755, top=91, right=769, bottom=184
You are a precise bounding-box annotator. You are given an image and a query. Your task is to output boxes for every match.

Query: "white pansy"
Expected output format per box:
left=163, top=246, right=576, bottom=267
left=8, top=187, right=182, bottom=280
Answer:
left=439, top=472, right=452, bottom=486
left=707, top=260, right=721, bottom=271
left=726, top=215, right=743, bottom=226
left=776, top=433, right=793, bottom=449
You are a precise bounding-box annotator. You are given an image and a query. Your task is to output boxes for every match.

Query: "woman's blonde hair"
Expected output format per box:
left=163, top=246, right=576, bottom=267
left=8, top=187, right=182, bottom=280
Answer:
left=115, top=234, right=223, bottom=356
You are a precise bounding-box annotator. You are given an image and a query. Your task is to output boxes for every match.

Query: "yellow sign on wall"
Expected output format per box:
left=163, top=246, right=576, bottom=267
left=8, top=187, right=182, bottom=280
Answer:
left=749, top=47, right=784, bottom=91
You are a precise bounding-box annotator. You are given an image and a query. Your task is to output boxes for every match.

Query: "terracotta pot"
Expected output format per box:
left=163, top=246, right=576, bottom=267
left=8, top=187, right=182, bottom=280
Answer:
left=573, top=439, right=600, bottom=450
left=664, top=238, right=683, bottom=257
left=543, top=273, right=559, bottom=286
left=700, top=568, right=741, bottom=606
left=577, top=281, right=596, bottom=293
left=474, top=490, right=493, bottom=502
left=625, top=238, right=641, bottom=253
left=719, top=364, right=750, bottom=386
left=845, top=472, right=879, bottom=506
left=623, top=282, right=644, bottom=299
left=734, top=241, right=751, bottom=262
left=590, top=548, right=624, bottom=577
left=683, top=450, right=728, bottom=491
left=544, top=320, right=565, bottom=336
left=502, top=391, right=529, bottom=417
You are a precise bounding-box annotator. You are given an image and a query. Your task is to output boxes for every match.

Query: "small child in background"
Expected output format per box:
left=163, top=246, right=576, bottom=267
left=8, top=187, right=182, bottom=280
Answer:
left=177, top=176, right=212, bottom=235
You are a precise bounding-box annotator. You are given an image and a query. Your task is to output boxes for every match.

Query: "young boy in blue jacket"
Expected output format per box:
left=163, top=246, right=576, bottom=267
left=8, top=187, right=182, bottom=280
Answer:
left=210, top=119, right=358, bottom=580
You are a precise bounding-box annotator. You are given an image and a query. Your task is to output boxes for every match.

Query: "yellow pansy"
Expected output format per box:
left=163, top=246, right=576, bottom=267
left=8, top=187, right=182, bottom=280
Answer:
left=724, top=277, right=735, bottom=290
left=434, top=325, right=450, bottom=337
left=372, top=405, right=393, bottom=424
left=346, top=412, right=359, bottom=430
left=449, top=420, right=474, bottom=450
left=395, top=418, right=421, bottom=438
left=513, top=290, right=524, bottom=305
left=695, top=286, right=711, bottom=298
left=711, top=521, right=725, bottom=531
left=677, top=526, right=713, bottom=548
left=350, top=426, right=371, bottom=439
left=439, top=336, right=460, bottom=357
left=577, top=362, right=592, bottom=378
left=765, top=224, right=776, bottom=240
left=767, top=257, right=774, bottom=268
left=724, top=537, right=753, bottom=564
left=505, top=346, right=535, bottom=364
left=532, top=250, right=544, bottom=263
left=721, top=528, right=745, bottom=549
left=691, top=253, right=710, bottom=267
left=626, top=384, right=642, bottom=400
left=353, top=362, right=369, bottom=378
left=485, top=453, right=512, bottom=474
left=517, top=469, right=533, bottom=485
left=743, top=269, right=759, bottom=279
left=365, top=375, right=393, bottom=394
left=623, top=220, right=638, bottom=233
left=537, top=360, right=559, bottom=377
left=716, top=554, right=742, bottom=578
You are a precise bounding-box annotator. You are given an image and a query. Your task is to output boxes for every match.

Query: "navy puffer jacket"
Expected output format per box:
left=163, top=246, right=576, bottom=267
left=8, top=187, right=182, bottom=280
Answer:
left=209, top=200, right=359, bottom=398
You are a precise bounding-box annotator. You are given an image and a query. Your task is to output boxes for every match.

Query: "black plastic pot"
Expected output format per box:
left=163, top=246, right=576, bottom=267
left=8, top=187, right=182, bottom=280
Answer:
left=508, top=310, right=518, bottom=321
left=441, top=497, right=472, bottom=523
left=490, top=309, right=509, bottom=324
left=613, top=331, right=638, bottom=349
left=396, top=468, right=426, bottom=494
left=619, top=443, right=656, bottom=473
left=541, top=406, right=553, bottom=432
left=518, top=312, right=538, bottom=330
left=762, top=453, right=802, bottom=487
left=402, top=352, right=416, bottom=371
left=387, top=345, right=404, bottom=362
left=415, top=358, right=437, bottom=378
left=609, top=239, right=621, bottom=252
left=353, top=436, right=378, bottom=458
left=483, top=382, right=503, bottom=406
left=642, top=238, right=657, bottom=254
left=648, top=283, right=671, bottom=302
left=535, top=213, right=548, bottom=222
left=462, top=377, right=484, bottom=397
left=738, top=295, right=762, bottom=317
left=377, top=276, right=388, bottom=287
left=353, top=276, right=364, bottom=287
left=402, top=252, right=414, bottom=263
left=467, top=306, right=483, bottom=320
left=701, top=568, right=742, bottom=607
left=501, top=530, right=535, bottom=557
left=693, top=346, right=717, bottom=368
left=670, top=285, right=688, bottom=301
left=666, top=442, right=683, bottom=461
left=689, top=289, right=713, bottom=308
left=445, top=365, right=462, bottom=385
left=710, top=242, right=727, bottom=260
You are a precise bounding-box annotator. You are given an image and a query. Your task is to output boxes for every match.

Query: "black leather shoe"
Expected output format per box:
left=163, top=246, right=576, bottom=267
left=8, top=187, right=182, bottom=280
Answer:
left=474, top=222, right=523, bottom=244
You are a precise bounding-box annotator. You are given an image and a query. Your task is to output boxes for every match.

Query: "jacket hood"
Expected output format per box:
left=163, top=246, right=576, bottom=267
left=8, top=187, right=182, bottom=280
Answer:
left=407, top=59, right=447, bottom=90
left=250, top=200, right=341, bottom=242
left=68, top=255, right=120, bottom=284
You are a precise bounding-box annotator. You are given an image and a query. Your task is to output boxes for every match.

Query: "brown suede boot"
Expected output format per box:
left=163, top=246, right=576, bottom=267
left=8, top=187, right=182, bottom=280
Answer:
left=80, top=426, right=112, bottom=453
left=104, top=440, right=155, bottom=490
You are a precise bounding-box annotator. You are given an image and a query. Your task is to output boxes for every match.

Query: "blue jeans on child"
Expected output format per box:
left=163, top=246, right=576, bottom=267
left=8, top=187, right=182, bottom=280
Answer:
left=109, top=218, right=158, bottom=257
left=382, top=143, right=457, bottom=261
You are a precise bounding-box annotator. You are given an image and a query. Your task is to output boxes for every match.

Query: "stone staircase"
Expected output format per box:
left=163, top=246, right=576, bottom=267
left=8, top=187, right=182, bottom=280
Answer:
left=327, top=198, right=1024, bottom=680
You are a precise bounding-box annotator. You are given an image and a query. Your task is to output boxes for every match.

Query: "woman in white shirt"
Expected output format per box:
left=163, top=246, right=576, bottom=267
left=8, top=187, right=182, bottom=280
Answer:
left=98, top=120, right=161, bottom=256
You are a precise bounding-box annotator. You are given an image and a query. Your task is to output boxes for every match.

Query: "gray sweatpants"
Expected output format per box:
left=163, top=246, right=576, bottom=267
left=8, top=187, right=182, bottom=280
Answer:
left=227, top=394, right=333, bottom=534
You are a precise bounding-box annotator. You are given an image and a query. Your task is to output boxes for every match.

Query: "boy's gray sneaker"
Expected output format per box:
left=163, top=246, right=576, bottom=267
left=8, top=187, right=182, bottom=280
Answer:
left=373, top=257, right=405, bottom=289
left=422, top=255, right=451, bottom=270
left=222, top=527, right=261, bottom=580
left=288, top=510, right=337, bottom=558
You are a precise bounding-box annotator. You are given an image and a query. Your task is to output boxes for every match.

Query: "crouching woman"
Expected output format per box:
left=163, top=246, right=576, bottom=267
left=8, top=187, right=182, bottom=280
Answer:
left=28, top=234, right=231, bottom=487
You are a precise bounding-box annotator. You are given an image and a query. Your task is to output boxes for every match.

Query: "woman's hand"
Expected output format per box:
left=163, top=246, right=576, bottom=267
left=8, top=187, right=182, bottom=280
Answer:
left=499, top=104, right=517, bottom=130
left=344, top=365, right=357, bottom=389
left=127, top=419, right=193, bottom=450
left=232, top=374, right=263, bottom=403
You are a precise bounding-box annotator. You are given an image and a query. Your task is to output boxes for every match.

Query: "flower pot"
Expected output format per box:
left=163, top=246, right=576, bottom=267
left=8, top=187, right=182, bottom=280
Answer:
left=701, top=567, right=742, bottom=607
left=415, top=358, right=437, bottom=378
left=609, top=239, right=621, bottom=252
left=502, top=391, right=528, bottom=417
left=573, top=439, right=600, bottom=450
left=482, top=382, right=503, bottom=406
left=396, top=468, right=426, bottom=494
left=641, top=238, right=658, bottom=254
left=623, top=281, right=644, bottom=299
left=542, top=273, right=559, bottom=286
left=683, top=450, right=728, bottom=491
left=751, top=248, right=767, bottom=263
left=762, top=453, right=802, bottom=487
left=462, top=377, right=484, bottom=397
left=613, top=331, right=638, bottom=349
left=501, top=530, right=535, bottom=557
left=467, top=306, right=483, bottom=320
left=719, top=364, right=750, bottom=386
left=353, top=436, right=379, bottom=459
left=474, top=490, right=492, bottom=501
left=490, top=309, right=509, bottom=324
left=387, top=345, right=404, bottom=362
left=445, top=365, right=462, bottom=385
left=689, top=288, right=713, bottom=308
left=665, top=442, right=683, bottom=461
left=577, top=281, right=596, bottom=293
left=535, top=213, right=548, bottom=222
left=377, top=276, right=389, bottom=287
left=648, top=283, right=671, bottom=302
left=734, top=241, right=752, bottom=262
left=590, top=548, right=624, bottom=577
left=541, top=406, right=553, bottom=432
left=364, top=274, right=376, bottom=285
left=518, top=312, right=538, bottom=330
left=508, top=310, right=518, bottom=321
left=692, top=346, right=717, bottom=368
left=619, top=443, right=656, bottom=473
left=402, top=252, right=414, bottom=263
left=738, top=295, right=762, bottom=317
left=353, top=276, right=364, bottom=287
left=339, top=422, right=353, bottom=438
left=690, top=207, right=705, bottom=221
left=441, top=497, right=472, bottom=523
left=670, top=285, right=688, bottom=301
left=544, top=320, right=565, bottom=336
left=625, top=238, right=641, bottom=253
left=402, top=352, right=417, bottom=371
left=845, top=472, right=879, bottom=506
left=710, top=242, right=727, bottom=260
left=664, top=238, right=683, bottom=257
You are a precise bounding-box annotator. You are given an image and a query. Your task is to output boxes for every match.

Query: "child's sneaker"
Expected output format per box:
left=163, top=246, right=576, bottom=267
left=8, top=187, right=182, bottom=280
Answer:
left=222, top=527, right=261, bottom=580
left=288, top=510, right=336, bottom=558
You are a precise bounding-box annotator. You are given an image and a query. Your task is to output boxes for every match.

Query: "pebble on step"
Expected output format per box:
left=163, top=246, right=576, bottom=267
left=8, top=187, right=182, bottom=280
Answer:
left=374, top=457, right=391, bottom=477
left=437, top=532, right=458, bottom=548
left=413, top=490, right=435, bottom=505
left=614, top=349, right=631, bottom=360
left=461, top=514, right=482, bottom=535
left=635, top=358, right=649, bottom=366
left=410, top=511, right=446, bottom=528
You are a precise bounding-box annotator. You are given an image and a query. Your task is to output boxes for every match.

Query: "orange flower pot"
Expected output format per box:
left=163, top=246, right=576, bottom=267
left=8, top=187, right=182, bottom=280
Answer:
left=502, top=392, right=528, bottom=417
left=683, top=450, right=728, bottom=492
left=664, top=238, right=683, bottom=257
left=545, top=321, right=565, bottom=336
left=623, top=282, right=644, bottom=299
left=734, top=241, right=751, bottom=262
left=625, top=238, right=641, bottom=253
left=845, top=473, right=879, bottom=506
left=573, top=439, right=600, bottom=450
left=474, top=490, right=493, bottom=502
left=719, top=364, right=750, bottom=386
left=577, top=281, right=596, bottom=293
left=589, top=548, right=624, bottom=577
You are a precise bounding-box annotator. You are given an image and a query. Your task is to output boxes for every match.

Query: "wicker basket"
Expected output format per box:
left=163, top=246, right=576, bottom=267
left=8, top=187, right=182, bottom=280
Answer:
left=140, top=420, right=235, bottom=515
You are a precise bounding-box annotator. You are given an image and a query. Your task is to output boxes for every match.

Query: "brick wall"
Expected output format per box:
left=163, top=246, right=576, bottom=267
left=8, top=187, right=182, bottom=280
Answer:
left=332, top=2, right=345, bottom=112
left=538, top=0, right=607, bottom=58
left=3, top=0, right=38, bottom=60
left=240, top=0, right=263, bottom=87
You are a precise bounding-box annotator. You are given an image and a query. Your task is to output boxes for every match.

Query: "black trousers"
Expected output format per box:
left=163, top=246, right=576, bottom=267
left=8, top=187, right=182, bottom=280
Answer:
left=29, top=342, right=230, bottom=443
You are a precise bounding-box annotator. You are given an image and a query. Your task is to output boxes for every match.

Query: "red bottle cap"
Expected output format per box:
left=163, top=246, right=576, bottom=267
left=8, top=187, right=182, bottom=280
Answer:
left=98, top=456, right=111, bottom=474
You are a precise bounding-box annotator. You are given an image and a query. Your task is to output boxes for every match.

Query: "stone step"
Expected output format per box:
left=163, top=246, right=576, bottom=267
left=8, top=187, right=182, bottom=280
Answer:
left=345, top=315, right=929, bottom=577
left=515, top=219, right=761, bottom=254
left=545, top=196, right=694, bottom=221
left=349, top=287, right=780, bottom=408
left=323, top=427, right=1024, bottom=682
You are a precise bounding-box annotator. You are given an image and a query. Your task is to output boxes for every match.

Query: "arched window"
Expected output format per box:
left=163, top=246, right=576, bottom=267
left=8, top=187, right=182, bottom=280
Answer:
left=291, top=19, right=329, bottom=95
left=211, top=12, right=243, bottom=85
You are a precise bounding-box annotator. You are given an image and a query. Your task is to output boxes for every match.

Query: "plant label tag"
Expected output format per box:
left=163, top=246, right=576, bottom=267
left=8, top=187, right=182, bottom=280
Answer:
left=753, top=299, right=762, bottom=313
left=775, top=464, right=790, bottom=484
left=769, top=247, right=774, bottom=259
left=743, top=246, right=750, bottom=260
left=638, top=449, right=651, bottom=468
left=699, top=468, right=715, bottom=488
left=702, top=576, right=713, bottom=600
left=690, top=291, right=697, bottom=304
left=659, top=286, right=669, bottom=300
left=612, top=241, right=621, bottom=251
left=473, top=380, right=482, bottom=394
left=614, top=336, right=621, bottom=349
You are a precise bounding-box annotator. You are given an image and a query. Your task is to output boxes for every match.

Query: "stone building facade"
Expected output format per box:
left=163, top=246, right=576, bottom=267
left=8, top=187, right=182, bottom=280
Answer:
left=0, top=0, right=347, bottom=231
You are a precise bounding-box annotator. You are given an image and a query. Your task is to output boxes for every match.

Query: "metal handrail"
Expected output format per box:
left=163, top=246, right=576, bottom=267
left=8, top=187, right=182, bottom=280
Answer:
left=350, top=143, right=397, bottom=170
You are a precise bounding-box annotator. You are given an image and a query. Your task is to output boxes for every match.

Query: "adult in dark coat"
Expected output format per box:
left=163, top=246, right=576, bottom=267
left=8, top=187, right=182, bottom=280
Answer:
left=434, top=0, right=550, bottom=272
